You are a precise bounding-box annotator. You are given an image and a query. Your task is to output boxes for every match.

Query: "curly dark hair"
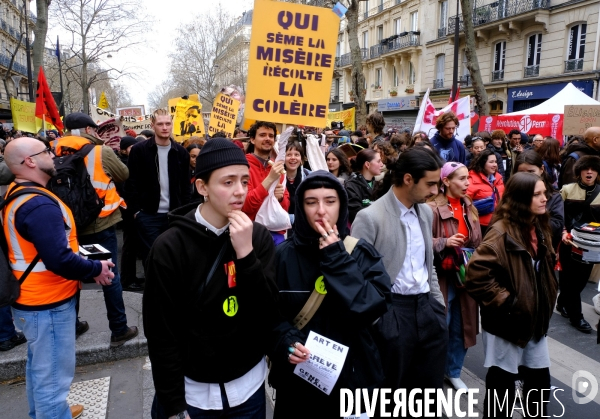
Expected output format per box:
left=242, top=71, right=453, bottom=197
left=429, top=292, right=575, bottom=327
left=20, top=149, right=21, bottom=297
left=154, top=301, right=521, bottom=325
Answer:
left=247, top=121, right=277, bottom=154
left=490, top=172, right=551, bottom=256
left=366, top=112, right=386, bottom=136
left=435, top=111, right=460, bottom=131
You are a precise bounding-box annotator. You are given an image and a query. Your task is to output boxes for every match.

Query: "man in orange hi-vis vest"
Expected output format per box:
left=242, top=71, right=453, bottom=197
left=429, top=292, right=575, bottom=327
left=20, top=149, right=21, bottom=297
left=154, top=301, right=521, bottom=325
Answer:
left=55, top=112, right=138, bottom=348
left=3, top=137, right=115, bottom=419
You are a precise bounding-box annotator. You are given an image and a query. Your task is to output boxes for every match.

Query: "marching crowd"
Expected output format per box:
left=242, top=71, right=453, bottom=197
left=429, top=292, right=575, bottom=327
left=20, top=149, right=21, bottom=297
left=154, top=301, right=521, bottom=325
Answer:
left=0, top=108, right=599, bottom=419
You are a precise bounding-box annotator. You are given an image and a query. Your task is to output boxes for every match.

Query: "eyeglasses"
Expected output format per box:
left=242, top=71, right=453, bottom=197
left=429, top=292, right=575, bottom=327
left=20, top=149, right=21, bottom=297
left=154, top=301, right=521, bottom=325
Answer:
left=20, top=147, right=52, bottom=164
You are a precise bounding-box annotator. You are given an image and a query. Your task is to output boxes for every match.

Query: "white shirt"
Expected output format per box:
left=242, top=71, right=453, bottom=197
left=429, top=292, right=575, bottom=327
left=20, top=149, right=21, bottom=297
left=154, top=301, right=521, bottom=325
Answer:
left=392, top=198, right=430, bottom=295
left=156, top=144, right=171, bottom=213
left=186, top=205, right=267, bottom=409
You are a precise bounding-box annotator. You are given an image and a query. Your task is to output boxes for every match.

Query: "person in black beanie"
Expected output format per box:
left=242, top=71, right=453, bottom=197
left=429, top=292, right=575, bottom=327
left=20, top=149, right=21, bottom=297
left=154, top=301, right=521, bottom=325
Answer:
left=144, top=138, right=279, bottom=419
left=268, top=170, right=391, bottom=418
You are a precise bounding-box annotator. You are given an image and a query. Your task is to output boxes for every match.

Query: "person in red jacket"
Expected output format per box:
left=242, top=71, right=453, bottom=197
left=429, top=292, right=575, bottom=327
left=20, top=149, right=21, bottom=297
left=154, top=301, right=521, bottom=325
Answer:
left=467, top=149, right=505, bottom=237
left=243, top=121, right=290, bottom=244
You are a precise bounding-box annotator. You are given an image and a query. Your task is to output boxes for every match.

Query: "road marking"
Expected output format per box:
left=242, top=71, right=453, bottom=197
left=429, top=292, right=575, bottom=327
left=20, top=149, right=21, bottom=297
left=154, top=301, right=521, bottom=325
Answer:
left=67, top=376, right=110, bottom=419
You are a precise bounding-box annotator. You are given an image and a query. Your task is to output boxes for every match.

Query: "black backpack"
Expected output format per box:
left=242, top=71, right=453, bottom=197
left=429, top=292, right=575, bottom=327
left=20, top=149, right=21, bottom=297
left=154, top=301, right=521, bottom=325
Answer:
left=0, top=188, right=59, bottom=308
left=48, top=143, right=104, bottom=230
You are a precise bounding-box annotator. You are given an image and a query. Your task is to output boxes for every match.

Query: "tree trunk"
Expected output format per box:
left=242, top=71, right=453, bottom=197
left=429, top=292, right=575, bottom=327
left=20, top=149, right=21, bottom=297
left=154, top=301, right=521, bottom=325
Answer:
left=346, top=1, right=367, bottom=127
left=32, top=1, right=50, bottom=89
left=460, top=0, right=489, bottom=116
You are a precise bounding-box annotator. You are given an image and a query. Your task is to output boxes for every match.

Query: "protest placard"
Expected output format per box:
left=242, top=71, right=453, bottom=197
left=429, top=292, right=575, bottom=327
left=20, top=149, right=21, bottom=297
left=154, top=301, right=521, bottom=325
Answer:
left=293, top=330, right=348, bottom=395
left=244, top=0, right=340, bottom=126
left=173, top=97, right=205, bottom=141
left=563, top=105, right=600, bottom=135
left=327, top=108, right=355, bottom=131
left=91, top=107, right=153, bottom=134
left=208, top=93, right=239, bottom=138
left=10, top=98, right=38, bottom=133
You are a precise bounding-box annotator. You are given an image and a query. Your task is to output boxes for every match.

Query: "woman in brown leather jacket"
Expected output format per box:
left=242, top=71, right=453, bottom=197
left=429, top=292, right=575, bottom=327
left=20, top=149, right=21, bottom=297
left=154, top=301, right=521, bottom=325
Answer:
left=428, top=162, right=481, bottom=392
left=466, top=172, right=558, bottom=418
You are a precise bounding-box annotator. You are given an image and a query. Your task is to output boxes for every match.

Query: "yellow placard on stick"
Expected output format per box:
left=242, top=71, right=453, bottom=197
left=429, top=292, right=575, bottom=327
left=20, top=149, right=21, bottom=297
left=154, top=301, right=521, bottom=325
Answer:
left=244, top=0, right=340, bottom=126
left=172, top=97, right=205, bottom=142
left=10, top=98, right=38, bottom=133
left=208, top=93, right=240, bottom=138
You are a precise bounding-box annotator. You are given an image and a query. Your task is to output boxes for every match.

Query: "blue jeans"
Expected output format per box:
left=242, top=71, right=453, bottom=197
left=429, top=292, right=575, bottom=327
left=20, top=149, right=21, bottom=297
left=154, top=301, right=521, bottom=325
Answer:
left=78, top=226, right=128, bottom=336
left=0, top=305, right=17, bottom=341
left=446, top=280, right=468, bottom=378
left=151, top=383, right=266, bottom=419
left=12, top=297, right=76, bottom=419
left=135, top=211, right=169, bottom=262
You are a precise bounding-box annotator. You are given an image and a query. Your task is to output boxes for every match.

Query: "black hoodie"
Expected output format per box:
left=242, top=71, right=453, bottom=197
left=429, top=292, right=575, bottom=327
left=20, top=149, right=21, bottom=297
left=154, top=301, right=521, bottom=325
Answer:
left=143, top=203, right=278, bottom=416
left=269, top=171, right=391, bottom=415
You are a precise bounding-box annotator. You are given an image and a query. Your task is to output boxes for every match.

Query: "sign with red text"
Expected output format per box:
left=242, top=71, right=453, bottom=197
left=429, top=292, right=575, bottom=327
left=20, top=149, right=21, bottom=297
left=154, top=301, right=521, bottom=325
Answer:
left=244, top=0, right=340, bottom=126
left=563, top=105, right=600, bottom=136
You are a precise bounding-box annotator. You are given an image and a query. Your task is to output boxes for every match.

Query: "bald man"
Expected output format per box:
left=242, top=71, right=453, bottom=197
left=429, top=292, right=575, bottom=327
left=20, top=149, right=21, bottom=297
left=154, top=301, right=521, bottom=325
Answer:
left=3, top=137, right=114, bottom=419
left=559, top=127, right=600, bottom=188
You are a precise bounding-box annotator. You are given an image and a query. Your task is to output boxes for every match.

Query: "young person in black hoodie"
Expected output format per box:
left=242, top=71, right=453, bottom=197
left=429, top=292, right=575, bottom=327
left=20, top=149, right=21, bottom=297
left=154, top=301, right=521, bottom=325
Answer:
left=269, top=170, right=391, bottom=418
left=144, top=138, right=278, bottom=419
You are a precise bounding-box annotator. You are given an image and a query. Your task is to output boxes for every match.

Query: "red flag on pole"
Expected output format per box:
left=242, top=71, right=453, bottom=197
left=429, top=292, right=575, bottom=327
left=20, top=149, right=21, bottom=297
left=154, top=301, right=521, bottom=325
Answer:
left=448, top=84, right=461, bottom=104
left=35, top=67, right=64, bottom=133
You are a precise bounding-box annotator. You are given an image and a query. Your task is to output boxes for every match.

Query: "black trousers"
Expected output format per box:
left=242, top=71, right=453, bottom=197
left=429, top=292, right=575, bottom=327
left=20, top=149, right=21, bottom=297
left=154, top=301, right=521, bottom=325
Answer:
left=119, top=207, right=140, bottom=285
left=483, top=366, right=551, bottom=418
left=558, top=244, right=593, bottom=321
left=376, top=293, right=448, bottom=392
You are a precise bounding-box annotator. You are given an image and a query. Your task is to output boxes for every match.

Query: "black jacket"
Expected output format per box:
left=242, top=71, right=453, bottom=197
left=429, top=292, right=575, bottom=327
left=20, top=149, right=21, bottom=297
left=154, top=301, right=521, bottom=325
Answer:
left=345, top=173, right=377, bottom=223
left=143, top=203, right=278, bottom=416
left=269, top=171, right=391, bottom=412
left=125, top=136, right=191, bottom=214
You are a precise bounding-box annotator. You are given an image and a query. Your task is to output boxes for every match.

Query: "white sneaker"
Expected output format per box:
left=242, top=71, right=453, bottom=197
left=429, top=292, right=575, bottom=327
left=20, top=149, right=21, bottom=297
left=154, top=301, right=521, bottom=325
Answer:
left=593, top=293, right=600, bottom=315
left=448, top=377, right=469, bottom=391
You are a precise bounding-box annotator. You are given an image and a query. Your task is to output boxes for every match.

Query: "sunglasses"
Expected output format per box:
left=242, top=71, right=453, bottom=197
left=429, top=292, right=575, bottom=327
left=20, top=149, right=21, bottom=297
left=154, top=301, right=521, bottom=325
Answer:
left=21, top=147, right=52, bottom=164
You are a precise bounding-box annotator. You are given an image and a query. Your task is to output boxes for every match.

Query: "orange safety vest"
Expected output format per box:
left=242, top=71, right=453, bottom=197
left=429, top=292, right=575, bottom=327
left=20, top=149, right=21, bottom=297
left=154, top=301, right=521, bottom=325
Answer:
left=2, top=184, right=80, bottom=306
left=54, top=136, right=124, bottom=217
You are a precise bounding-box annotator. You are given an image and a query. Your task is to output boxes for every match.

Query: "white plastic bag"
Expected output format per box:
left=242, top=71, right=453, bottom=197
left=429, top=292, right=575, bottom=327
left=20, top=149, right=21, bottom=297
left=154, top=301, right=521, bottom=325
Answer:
left=255, top=127, right=293, bottom=231
left=305, top=134, right=328, bottom=172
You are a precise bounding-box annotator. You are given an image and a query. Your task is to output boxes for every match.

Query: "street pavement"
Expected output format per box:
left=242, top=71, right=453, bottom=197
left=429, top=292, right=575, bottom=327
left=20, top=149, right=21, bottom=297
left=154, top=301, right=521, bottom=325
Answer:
left=0, top=226, right=598, bottom=418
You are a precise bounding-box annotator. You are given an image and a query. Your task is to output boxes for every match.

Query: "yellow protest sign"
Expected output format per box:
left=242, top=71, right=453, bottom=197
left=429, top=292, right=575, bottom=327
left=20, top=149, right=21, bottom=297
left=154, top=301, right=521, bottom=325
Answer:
left=10, top=98, right=38, bottom=133
left=244, top=0, right=340, bottom=126
left=327, top=108, right=355, bottom=131
left=172, top=98, right=204, bottom=142
left=98, top=92, right=110, bottom=110
left=208, top=93, right=240, bottom=138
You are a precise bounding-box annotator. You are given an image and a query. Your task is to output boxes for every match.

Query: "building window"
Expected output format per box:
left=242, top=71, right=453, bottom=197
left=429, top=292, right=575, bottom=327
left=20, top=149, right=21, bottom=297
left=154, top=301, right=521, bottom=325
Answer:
left=393, top=66, right=398, bottom=87
left=334, top=78, right=340, bottom=100
left=492, top=41, right=506, bottom=81
left=439, top=1, right=448, bottom=38
left=408, top=62, right=416, bottom=85
left=377, top=25, right=383, bottom=43
left=525, top=33, right=541, bottom=77
left=566, top=23, right=586, bottom=72
left=364, top=0, right=369, bottom=19
left=362, top=31, right=368, bottom=48
left=375, top=68, right=382, bottom=88
left=394, top=18, right=401, bottom=35
left=461, top=49, right=471, bottom=85
left=410, top=11, right=418, bottom=31
left=377, top=0, right=384, bottom=13
left=435, top=55, right=445, bottom=88
left=336, top=42, right=340, bottom=58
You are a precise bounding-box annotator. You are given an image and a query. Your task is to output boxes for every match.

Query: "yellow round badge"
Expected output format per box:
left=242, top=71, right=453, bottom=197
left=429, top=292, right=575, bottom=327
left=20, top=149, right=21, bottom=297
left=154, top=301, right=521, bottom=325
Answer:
left=223, top=296, right=238, bottom=317
left=315, top=276, right=327, bottom=295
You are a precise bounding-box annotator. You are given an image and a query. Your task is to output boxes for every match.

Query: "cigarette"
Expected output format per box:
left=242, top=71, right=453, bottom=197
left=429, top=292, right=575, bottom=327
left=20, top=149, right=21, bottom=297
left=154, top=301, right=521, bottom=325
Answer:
left=268, top=160, right=286, bottom=175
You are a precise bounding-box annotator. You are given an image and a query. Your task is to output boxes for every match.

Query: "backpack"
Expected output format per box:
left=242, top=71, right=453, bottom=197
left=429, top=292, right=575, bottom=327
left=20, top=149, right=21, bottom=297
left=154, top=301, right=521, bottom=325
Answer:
left=558, top=151, right=581, bottom=189
left=0, top=187, right=59, bottom=308
left=48, top=143, right=104, bottom=230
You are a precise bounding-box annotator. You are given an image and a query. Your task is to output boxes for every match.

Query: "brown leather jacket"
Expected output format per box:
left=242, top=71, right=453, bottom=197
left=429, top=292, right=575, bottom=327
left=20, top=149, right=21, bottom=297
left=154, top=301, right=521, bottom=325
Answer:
left=465, top=220, right=558, bottom=348
left=428, top=194, right=481, bottom=348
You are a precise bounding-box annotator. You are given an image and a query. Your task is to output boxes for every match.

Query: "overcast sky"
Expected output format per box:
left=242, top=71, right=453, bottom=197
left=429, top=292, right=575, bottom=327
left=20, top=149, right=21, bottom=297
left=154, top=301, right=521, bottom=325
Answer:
left=48, top=0, right=255, bottom=111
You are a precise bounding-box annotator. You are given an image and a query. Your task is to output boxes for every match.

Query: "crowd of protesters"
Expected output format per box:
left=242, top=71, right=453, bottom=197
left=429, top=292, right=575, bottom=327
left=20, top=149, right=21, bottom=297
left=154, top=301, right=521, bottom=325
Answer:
left=0, top=108, right=599, bottom=419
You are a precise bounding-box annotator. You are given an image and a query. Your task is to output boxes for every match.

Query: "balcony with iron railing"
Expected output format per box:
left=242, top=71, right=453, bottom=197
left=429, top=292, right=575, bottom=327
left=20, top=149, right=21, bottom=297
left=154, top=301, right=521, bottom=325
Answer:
left=0, top=53, right=28, bottom=76
left=335, top=48, right=369, bottom=67
left=491, top=70, right=504, bottom=81
left=524, top=64, right=539, bottom=77
left=564, top=58, right=583, bottom=73
left=447, top=0, right=550, bottom=35
left=460, top=74, right=472, bottom=86
left=359, top=0, right=405, bottom=22
left=433, top=79, right=444, bottom=89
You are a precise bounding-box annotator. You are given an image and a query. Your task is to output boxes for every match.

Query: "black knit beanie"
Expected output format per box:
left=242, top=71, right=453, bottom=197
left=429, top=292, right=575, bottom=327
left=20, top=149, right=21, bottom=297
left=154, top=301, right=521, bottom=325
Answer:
left=119, top=136, right=138, bottom=150
left=195, top=137, right=249, bottom=179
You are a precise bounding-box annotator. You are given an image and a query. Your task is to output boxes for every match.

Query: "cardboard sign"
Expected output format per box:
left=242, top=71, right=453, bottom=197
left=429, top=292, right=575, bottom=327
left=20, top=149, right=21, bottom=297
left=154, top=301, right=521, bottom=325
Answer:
left=563, top=105, right=600, bottom=136
left=244, top=0, right=340, bottom=126
left=208, top=93, right=240, bottom=138
left=173, top=97, right=205, bottom=141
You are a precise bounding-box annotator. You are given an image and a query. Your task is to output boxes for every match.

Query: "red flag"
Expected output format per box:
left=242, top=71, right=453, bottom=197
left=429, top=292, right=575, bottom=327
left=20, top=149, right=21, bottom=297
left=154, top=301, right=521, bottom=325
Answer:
left=448, top=85, right=461, bottom=104
left=35, top=67, right=63, bottom=133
